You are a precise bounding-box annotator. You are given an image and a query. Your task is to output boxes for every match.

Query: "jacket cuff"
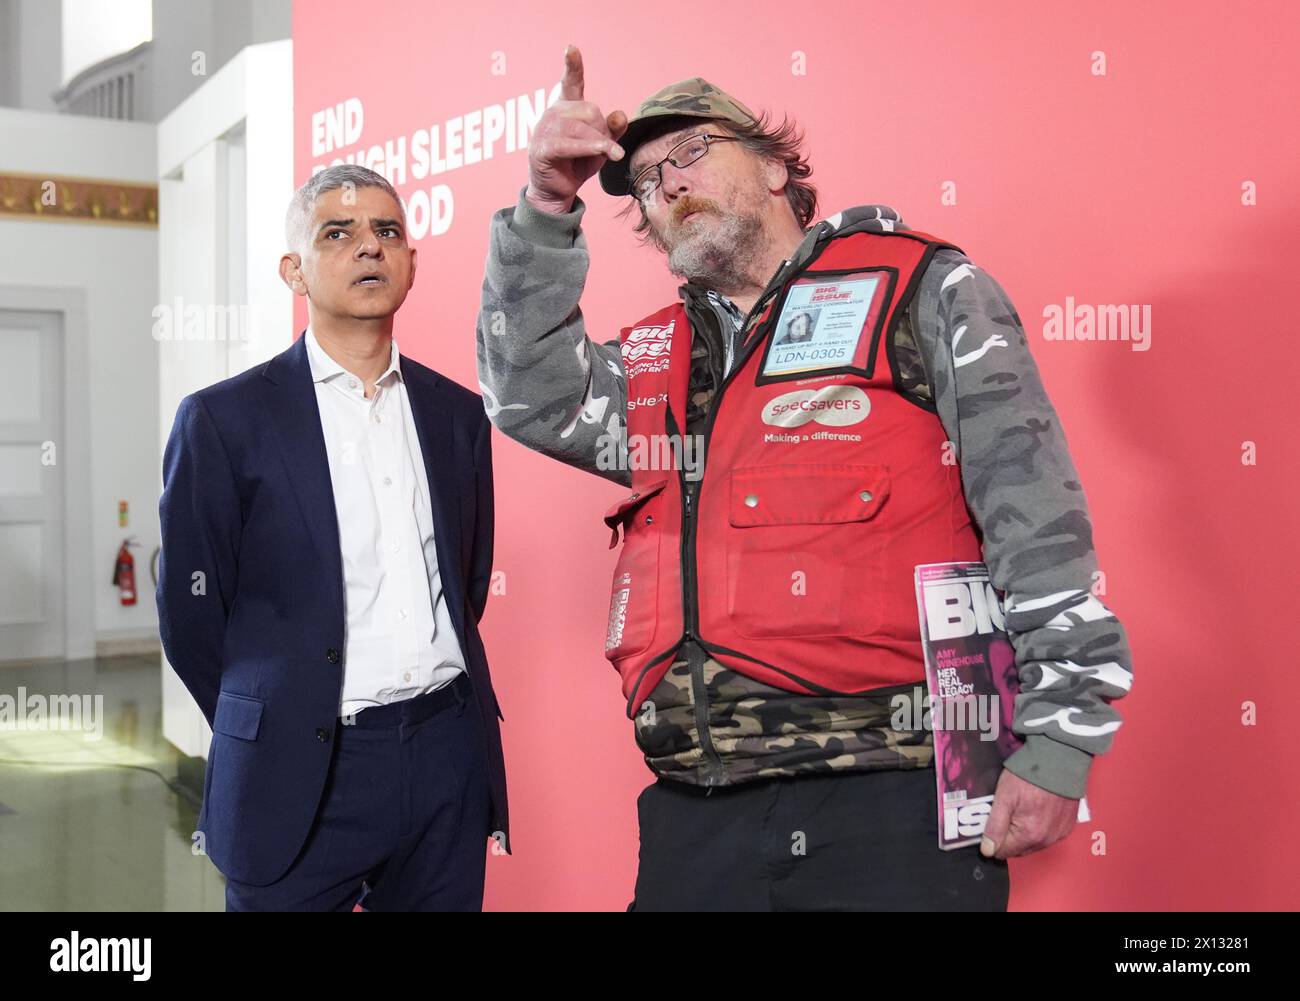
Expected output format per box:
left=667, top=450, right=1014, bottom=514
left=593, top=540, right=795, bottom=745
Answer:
left=1002, top=734, right=1093, bottom=799
left=508, top=185, right=585, bottom=249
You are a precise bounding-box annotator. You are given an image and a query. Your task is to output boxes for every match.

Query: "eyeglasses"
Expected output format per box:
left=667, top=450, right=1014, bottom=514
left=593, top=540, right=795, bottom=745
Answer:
left=630, top=133, right=741, bottom=202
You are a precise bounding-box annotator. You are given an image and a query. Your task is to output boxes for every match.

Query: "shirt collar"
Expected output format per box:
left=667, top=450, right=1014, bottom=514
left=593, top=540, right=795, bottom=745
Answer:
left=304, top=326, right=403, bottom=387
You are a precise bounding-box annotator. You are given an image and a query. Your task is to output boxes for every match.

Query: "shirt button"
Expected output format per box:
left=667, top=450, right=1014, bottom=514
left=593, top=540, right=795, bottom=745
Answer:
left=383, top=476, right=392, bottom=486
left=315, top=727, right=330, bottom=742
left=391, top=542, right=400, bottom=552
left=744, top=494, right=759, bottom=508
left=399, top=609, right=408, bottom=619
left=373, top=413, right=383, bottom=424
left=403, top=672, right=411, bottom=682
left=326, top=648, right=340, bottom=664
left=347, top=378, right=357, bottom=389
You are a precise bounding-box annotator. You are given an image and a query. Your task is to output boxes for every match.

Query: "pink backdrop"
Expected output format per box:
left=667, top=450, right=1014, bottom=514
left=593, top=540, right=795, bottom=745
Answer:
left=292, top=0, right=1300, bottom=909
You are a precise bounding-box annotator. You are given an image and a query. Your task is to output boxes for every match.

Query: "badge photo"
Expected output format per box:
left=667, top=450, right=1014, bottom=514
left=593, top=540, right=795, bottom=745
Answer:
left=756, top=268, right=896, bottom=383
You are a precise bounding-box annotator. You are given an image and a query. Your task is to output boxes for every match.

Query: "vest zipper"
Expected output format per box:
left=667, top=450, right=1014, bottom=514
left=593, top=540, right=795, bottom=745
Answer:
left=671, top=262, right=798, bottom=790
left=686, top=635, right=722, bottom=790
left=677, top=261, right=795, bottom=639
left=669, top=409, right=723, bottom=786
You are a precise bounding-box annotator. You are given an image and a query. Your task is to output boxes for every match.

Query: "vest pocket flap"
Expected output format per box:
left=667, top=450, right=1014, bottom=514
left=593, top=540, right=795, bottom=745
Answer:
left=213, top=691, right=265, bottom=741
left=729, top=464, right=890, bottom=527
left=602, top=478, right=670, bottom=530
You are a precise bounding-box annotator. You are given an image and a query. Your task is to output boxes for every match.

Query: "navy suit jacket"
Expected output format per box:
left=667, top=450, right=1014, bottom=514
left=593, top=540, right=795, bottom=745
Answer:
left=157, top=333, right=507, bottom=886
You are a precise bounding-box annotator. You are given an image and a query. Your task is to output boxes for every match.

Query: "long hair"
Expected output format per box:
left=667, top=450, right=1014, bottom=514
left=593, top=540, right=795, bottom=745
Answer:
left=617, top=110, right=818, bottom=244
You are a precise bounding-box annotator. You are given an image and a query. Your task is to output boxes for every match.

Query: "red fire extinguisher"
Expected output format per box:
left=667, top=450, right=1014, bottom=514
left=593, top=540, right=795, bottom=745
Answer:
left=113, top=538, right=138, bottom=606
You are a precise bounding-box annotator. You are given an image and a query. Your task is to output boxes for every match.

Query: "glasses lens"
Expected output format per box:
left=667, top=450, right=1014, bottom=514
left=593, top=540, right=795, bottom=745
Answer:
left=670, top=136, right=710, bottom=168
left=633, top=169, right=658, bottom=200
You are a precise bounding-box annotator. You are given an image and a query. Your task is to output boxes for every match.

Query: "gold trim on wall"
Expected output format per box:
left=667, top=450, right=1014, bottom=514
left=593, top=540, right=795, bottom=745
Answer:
left=0, top=171, right=158, bottom=228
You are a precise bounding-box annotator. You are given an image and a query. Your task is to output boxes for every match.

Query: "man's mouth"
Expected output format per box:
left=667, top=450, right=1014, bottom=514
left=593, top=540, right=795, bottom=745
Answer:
left=353, top=274, right=387, bottom=286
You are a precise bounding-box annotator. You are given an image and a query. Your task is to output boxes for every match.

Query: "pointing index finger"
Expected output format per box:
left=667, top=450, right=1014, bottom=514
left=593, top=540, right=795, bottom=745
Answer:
left=560, top=44, right=584, bottom=102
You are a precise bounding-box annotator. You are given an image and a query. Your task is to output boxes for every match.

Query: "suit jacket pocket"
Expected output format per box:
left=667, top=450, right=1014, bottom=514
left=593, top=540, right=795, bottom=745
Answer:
left=213, top=691, right=265, bottom=741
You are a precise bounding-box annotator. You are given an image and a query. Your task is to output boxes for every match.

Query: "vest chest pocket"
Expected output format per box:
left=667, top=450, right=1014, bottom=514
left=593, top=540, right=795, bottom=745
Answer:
left=725, top=464, right=891, bottom=640
left=602, top=478, right=670, bottom=661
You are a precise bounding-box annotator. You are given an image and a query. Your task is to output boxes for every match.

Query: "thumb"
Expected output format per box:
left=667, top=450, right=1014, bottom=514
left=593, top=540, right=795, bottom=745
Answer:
left=607, top=109, right=629, bottom=142
left=980, top=775, right=1016, bottom=857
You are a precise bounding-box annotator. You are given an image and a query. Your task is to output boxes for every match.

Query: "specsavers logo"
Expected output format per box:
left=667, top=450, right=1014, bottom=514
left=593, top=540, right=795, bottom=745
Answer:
left=761, top=385, right=871, bottom=428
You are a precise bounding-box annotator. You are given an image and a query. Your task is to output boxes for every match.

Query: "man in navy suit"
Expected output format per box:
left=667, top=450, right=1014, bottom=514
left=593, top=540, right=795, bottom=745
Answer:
left=157, top=164, right=507, bottom=911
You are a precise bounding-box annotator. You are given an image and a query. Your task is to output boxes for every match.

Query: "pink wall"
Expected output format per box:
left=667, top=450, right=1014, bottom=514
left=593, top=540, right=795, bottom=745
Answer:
left=293, top=0, right=1300, bottom=909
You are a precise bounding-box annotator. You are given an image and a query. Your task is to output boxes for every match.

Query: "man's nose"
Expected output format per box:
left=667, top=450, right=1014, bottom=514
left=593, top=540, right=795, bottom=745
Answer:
left=355, top=228, right=382, bottom=257
left=660, top=160, right=692, bottom=199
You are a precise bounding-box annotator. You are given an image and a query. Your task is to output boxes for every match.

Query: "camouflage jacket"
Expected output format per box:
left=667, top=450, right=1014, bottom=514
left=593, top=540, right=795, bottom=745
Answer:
left=476, top=188, right=1134, bottom=799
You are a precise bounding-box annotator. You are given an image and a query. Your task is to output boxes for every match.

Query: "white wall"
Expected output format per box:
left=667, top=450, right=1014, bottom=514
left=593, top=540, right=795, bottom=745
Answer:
left=61, top=0, right=151, bottom=85
left=150, top=0, right=289, bottom=122
left=0, top=0, right=290, bottom=123
left=156, top=39, right=294, bottom=757
left=0, top=0, right=64, bottom=111
left=0, top=107, right=160, bottom=653
left=0, top=1, right=19, bottom=107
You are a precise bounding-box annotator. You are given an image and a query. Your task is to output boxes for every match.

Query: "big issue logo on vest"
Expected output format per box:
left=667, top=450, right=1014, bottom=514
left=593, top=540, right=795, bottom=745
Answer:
left=602, top=228, right=984, bottom=717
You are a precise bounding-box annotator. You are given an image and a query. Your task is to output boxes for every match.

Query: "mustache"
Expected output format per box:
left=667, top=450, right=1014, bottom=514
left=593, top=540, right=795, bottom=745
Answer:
left=669, top=196, right=721, bottom=227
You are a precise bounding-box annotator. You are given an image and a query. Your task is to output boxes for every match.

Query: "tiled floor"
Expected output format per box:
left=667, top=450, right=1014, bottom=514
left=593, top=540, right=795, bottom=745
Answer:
left=0, top=654, right=226, bottom=910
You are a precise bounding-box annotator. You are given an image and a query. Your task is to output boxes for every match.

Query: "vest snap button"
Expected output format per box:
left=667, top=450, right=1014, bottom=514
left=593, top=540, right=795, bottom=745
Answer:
left=859, top=490, right=873, bottom=502
left=644, top=514, right=653, bottom=524
left=744, top=494, right=759, bottom=508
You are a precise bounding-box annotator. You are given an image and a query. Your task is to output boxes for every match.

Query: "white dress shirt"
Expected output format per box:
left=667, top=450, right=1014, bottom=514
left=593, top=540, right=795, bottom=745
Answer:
left=304, top=327, right=466, bottom=717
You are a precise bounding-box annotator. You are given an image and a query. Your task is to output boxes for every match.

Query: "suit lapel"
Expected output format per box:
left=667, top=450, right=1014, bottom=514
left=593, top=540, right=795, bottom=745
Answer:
left=400, top=355, right=467, bottom=648
left=260, top=335, right=345, bottom=622
left=258, top=335, right=467, bottom=648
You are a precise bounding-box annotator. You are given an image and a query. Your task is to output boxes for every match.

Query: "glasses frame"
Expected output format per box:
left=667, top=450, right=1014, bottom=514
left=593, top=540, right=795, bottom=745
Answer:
left=630, top=133, right=742, bottom=202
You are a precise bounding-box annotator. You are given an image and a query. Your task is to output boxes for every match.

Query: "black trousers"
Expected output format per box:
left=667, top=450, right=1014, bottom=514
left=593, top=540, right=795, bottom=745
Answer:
left=224, top=675, right=491, bottom=911
left=630, top=765, right=1010, bottom=911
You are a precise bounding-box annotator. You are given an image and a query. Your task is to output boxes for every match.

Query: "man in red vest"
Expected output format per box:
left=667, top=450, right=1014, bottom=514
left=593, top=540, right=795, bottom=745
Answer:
left=477, top=46, right=1133, bottom=910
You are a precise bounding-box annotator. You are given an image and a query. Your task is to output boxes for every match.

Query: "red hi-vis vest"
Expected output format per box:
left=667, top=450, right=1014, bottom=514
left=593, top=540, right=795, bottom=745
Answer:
left=602, top=227, right=984, bottom=717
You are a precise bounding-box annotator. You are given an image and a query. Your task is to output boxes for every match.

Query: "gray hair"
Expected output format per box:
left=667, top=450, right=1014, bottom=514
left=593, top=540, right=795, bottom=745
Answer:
left=284, top=164, right=405, bottom=253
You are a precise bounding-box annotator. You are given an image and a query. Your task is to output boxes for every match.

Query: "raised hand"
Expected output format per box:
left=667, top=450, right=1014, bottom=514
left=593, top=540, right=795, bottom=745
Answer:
left=525, top=45, right=629, bottom=214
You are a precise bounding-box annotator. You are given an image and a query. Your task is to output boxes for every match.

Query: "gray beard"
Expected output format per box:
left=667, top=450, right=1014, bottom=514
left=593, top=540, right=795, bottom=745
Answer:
left=664, top=210, right=765, bottom=293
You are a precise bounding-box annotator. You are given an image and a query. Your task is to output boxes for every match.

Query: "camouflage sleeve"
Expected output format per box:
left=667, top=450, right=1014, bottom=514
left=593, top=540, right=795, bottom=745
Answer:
left=911, top=248, right=1134, bottom=800
left=476, top=185, right=631, bottom=486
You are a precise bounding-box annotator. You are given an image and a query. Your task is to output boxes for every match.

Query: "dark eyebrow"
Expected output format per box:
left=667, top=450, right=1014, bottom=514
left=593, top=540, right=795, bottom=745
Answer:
left=317, top=218, right=354, bottom=234
left=372, top=217, right=404, bottom=232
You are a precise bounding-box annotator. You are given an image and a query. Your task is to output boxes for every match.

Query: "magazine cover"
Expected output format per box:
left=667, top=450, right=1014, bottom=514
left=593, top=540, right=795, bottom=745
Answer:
left=915, top=562, right=1089, bottom=850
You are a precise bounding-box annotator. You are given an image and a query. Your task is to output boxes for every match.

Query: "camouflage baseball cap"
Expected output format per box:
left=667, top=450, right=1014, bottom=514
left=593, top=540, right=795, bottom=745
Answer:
left=599, top=77, right=759, bottom=196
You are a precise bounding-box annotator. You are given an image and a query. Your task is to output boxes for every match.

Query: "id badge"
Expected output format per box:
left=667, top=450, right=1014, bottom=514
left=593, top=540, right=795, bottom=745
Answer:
left=758, top=269, right=893, bottom=381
